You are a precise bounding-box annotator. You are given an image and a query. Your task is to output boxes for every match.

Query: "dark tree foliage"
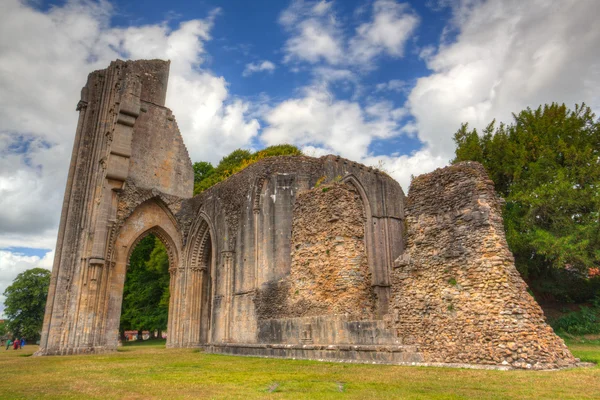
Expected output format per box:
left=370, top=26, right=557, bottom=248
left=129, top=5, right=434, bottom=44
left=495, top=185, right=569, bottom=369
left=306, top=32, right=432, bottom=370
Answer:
left=453, top=103, right=600, bottom=290
left=193, top=161, right=214, bottom=184
left=217, top=149, right=253, bottom=171
left=193, top=144, right=302, bottom=194
left=120, top=235, right=170, bottom=335
left=0, top=321, right=7, bottom=337
left=3, top=268, right=51, bottom=341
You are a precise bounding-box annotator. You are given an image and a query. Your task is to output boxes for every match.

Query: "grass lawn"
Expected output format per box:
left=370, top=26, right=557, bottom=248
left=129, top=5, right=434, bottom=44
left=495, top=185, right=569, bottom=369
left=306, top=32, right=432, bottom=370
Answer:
left=0, top=339, right=598, bottom=399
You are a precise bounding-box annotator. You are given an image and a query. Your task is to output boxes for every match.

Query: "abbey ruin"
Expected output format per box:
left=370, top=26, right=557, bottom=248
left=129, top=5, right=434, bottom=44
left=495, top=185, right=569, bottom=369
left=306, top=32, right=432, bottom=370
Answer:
left=38, top=59, right=578, bottom=369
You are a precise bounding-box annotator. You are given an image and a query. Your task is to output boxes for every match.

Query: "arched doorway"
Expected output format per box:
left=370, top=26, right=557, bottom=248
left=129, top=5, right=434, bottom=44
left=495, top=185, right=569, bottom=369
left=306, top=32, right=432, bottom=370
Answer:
left=103, top=199, right=183, bottom=349
left=183, top=213, right=216, bottom=346
left=119, top=232, right=171, bottom=344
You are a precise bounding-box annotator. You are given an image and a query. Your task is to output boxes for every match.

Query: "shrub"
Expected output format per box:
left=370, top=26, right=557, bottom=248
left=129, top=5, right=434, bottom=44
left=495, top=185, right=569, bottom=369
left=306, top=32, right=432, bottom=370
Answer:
left=551, top=305, right=600, bottom=335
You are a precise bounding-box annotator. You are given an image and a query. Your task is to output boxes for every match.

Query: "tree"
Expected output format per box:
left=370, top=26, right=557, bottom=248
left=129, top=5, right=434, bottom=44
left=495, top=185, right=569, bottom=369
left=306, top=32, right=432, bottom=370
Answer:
left=216, top=149, right=253, bottom=172
left=120, top=235, right=170, bottom=337
left=193, top=145, right=302, bottom=194
left=453, top=103, right=600, bottom=284
left=3, top=268, right=51, bottom=341
left=193, top=161, right=214, bottom=184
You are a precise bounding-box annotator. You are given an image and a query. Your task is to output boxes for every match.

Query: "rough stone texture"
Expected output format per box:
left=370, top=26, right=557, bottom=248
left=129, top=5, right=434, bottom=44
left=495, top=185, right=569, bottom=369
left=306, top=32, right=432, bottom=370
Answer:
left=37, top=59, right=192, bottom=355
left=389, top=162, right=576, bottom=369
left=287, top=183, right=375, bottom=318
left=38, top=59, right=577, bottom=370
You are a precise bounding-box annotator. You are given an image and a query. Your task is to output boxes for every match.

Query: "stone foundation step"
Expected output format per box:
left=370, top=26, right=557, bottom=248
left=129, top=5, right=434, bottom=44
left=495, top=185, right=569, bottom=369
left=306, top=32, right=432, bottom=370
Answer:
left=205, top=342, right=424, bottom=365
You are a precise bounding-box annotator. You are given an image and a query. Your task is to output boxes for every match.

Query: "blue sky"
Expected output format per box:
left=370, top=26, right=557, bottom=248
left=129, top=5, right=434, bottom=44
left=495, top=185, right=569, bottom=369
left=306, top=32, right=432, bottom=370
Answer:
left=99, top=0, right=443, bottom=157
left=1, top=0, right=599, bottom=315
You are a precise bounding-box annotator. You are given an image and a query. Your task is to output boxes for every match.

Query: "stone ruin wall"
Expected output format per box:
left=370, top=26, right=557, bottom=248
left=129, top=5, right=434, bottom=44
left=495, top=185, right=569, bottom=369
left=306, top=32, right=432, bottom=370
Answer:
left=253, top=183, right=375, bottom=320
left=39, top=58, right=579, bottom=369
left=288, top=183, right=375, bottom=318
left=389, top=162, right=577, bottom=369
left=38, top=59, right=193, bottom=355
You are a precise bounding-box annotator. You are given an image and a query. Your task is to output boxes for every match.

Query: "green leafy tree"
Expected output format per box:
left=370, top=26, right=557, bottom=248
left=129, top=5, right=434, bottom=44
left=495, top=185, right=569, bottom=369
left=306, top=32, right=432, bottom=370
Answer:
left=453, top=103, right=600, bottom=283
left=216, top=149, right=253, bottom=172
left=193, top=145, right=302, bottom=194
left=3, top=268, right=51, bottom=341
left=193, top=161, right=214, bottom=184
left=120, top=235, right=170, bottom=337
left=0, top=320, right=7, bottom=337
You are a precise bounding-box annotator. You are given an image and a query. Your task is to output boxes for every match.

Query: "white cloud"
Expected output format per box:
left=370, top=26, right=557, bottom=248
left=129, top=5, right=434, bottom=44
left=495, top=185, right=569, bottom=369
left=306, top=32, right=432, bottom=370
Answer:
left=300, top=145, right=331, bottom=158
left=349, top=0, right=419, bottom=66
left=0, top=0, right=260, bottom=303
left=362, top=149, right=447, bottom=191
left=0, top=250, right=54, bottom=318
left=243, top=60, right=276, bottom=77
left=0, top=0, right=259, bottom=254
left=375, top=79, right=407, bottom=93
left=280, top=0, right=344, bottom=65
left=407, top=0, right=600, bottom=159
left=260, top=82, right=436, bottom=192
left=262, top=86, right=405, bottom=161
left=280, top=0, right=419, bottom=68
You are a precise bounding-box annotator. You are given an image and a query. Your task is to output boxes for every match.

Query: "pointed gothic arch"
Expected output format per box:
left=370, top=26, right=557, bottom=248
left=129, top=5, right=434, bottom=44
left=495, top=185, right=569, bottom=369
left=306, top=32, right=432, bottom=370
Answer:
left=182, top=211, right=217, bottom=346
left=341, top=174, right=390, bottom=316
left=105, top=199, right=183, bottom=349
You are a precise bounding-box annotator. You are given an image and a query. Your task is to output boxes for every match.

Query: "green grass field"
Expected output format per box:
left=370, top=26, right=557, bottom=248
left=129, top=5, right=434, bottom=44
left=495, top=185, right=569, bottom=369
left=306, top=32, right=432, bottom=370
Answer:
left=1, top=339, right=598, bottom=399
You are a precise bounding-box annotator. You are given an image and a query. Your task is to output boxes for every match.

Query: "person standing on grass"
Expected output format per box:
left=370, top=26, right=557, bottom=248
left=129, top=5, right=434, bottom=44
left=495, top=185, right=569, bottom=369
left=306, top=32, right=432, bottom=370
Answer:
left=5, top=339, right=11, bottom=350
left=20, top=338, right=25, bottom=348
left=13, top=338, right=19, bottom=350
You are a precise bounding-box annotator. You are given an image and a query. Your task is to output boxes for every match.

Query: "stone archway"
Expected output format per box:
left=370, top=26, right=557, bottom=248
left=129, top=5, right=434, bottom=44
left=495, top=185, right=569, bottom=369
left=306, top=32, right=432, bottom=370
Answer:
left=104, top=199, right=183, bottom=349
left=182, top=212, right=217, bottom=346
left=341, top=174, right=390, bottom=316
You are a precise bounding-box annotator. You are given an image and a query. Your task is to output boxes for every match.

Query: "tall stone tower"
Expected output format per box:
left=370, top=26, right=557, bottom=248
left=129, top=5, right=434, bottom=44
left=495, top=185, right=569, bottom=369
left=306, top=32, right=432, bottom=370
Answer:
left=38, top=60, right=193, bottom=355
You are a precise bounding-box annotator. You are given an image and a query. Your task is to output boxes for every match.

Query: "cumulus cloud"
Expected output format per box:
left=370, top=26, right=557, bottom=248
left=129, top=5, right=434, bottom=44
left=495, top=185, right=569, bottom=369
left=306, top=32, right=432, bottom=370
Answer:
left=260, top=81, right=435, bottom=190
left=349, top=0, right=419, bottom=66
left=0, top=250, right=54, bottom=318
left=407, top=0, right=600, bottom=159
left=0, top=0, right=260, bottom=312
left=280, top=0, right=418, bottom=68
left=243, top=60, right=276, bottom=77
left=262, top=86, right=405, bottom=161
left=362, top=149, right=447, bottom=190
left=279, top=0, right=344, bottom=65
left=268, top=0, right=436, bottom=190
left=0, top=0, right=259, bottom=252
